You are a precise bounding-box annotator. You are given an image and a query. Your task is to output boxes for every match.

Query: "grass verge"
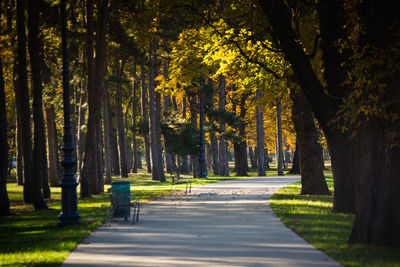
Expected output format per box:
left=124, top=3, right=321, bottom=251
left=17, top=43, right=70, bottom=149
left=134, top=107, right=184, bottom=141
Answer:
left=270, top=173, right=400, bottom=267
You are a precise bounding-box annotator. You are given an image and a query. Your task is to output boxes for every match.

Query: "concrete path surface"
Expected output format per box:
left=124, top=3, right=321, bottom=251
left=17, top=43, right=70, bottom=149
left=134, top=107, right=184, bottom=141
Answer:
left=62, top=176, right=341, bottom=267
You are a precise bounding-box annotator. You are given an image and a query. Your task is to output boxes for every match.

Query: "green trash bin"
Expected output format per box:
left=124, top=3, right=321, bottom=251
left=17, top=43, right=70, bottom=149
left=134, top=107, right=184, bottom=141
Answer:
left=111, top=181, right=131, bottom=220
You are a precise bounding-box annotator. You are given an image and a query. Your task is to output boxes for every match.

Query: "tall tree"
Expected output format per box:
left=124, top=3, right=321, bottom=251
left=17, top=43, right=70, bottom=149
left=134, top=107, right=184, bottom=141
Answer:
left=114, top=58, right=128, bottom=177
left=0, top=51, right=10, bottom=215
left=148, top=36, right=165, bottom=181
left=255, top=88, right=266, bottom=176
left=235, top=95, right=248, bottom=176
left=15, top=0, right=34, bottom=203
left=217, top=75, right=229, bottom=176
left=130, top=59, right=138, bottom=173
left=258, top=0, right=355, bottom=213
left=27, top=0, right=49, bottom=207
left=276, top=98, right=284, bottom=176
left=102, top=76, right=112, bottom=184
left=140, top=63, right=151, bottom=173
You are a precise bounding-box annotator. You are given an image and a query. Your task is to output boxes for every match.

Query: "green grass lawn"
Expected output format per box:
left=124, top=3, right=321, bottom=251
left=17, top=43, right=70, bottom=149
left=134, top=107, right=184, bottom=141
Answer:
left=270, top=172, right=400, bottom=267
left=1, top=167, right=278, bottom=266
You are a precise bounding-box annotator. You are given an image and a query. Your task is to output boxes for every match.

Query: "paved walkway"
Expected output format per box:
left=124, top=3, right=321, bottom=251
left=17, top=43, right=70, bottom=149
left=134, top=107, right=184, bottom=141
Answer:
left=62, top=176, right=341, bottom=267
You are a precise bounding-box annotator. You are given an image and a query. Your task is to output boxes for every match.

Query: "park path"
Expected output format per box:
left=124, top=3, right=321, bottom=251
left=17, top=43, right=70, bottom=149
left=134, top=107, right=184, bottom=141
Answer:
left=62, top=176, right=341, bottom=267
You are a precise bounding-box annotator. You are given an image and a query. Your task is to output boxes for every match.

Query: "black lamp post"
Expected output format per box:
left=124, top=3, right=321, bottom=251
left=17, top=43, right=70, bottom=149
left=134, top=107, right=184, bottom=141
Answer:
left=198, top=88, right=207, bottom=178
left=58, top=0, right=80, bottom=226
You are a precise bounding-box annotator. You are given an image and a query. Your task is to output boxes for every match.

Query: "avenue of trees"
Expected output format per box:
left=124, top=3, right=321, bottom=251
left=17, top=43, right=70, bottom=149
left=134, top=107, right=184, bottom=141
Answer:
left=0, top=0, right=399, bottom=247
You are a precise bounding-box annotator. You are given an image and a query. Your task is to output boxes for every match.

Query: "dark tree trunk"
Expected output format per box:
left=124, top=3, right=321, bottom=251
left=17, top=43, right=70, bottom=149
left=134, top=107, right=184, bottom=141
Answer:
left=188, top=94, right=199, bottom=177
left=15, top=111, right=23, bottom=185
left=180, top=96, right=190, bottom=174
left=218, top=75, right=229, bottom=176
left=210, top=132, right=219, bottom=175
left=46, top=106, right=60, bottom=186
left=288, top=140, right=300, bottom=174
left=140, top=63, right=151, bottom=173
left=249, top=147, right=257, bottom=169
left=258, top=0, right=355, bottom=213
left=77, top=83, right=86, bottom=181
left=16, top=0, right=34, bottom=204
left=162, top=60, right=174, bottom=174
left=81, top=0, right=107, bottom=196
left=80, top=0, right=95, bottom=198
left=148, top=36, right=165, bottom=181
left=236, top=96, right=248, bottom=176
left=256, top=88, right=266, bottom=176
left=276, top=98, right=284, bottom=176
left=0, top=53, right=10, bottom=216
left=264, top=149, right=270, bottom=170
left=93, top=0, right=107, bottom=194
left=28, top=0, right=49, bottom=205
left=290, top=88, right=330, bottom=195
left=347, top=1, right=400, bottom=245
left=115, top=58, right=128, bottom=177
left=102, top=78, right=112, bottom=184
left=349, top=118, right=400, bottom=246
left=131, top=59, right=138, bottom=173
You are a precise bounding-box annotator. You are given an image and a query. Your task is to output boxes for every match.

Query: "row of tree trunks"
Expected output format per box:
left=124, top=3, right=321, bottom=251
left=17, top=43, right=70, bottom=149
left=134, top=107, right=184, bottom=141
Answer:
left=290, top=88, right=330, bottom=195
left=217, top=75, right=230, bottom=176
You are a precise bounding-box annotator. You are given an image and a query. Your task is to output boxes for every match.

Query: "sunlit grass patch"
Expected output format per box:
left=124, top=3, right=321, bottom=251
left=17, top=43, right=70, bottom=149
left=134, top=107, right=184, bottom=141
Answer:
left=270, top=174, right=400, bottom=267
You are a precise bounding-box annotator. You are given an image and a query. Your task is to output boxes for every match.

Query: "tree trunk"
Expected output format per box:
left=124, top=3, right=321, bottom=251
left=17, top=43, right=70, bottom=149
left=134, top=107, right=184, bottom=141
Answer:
left=92, top=0, right=107, bottom=194
left=102, top=77, right=112, bottom=184
left=140, top=63, right=151, bottom=173
left=148, top=36, right=165, bottom=181
left=258, top=0, right=354, bottom=213
left=28, top=0, right=50, bottom=203
left=115, top=58, right=128, bottom=177
left=290, top=88, right=330, bottom=195
left=256, top=89, right=266, bottom=176
left=131, top=59, right=138, bottom=173
left=162, top=59, right=174, bottom=174
left=218, top=75, right=229, bottom=176
left=81, top=0, right=107, bottom=196
left=276, top=98, right=284, bottom=176
left=349, top=118, right=400, bottom=245
left=15, top=111, right=23, bottom=185
left=16, top=0, right=34, bottom=204
left=0, top=54, right=10, bottom=215
left=288, top=140, right=300, bottom=174
left=46, top=106, right=60, bottom=186
left=180, top=96, right=190, bottom=174
left=249, top=147, right=256, bottom=169
left=235, top=96, right=248, bottom=176
left=77, top=83, right=86, bottom=181
left=188, top=94, right=199, bottom=177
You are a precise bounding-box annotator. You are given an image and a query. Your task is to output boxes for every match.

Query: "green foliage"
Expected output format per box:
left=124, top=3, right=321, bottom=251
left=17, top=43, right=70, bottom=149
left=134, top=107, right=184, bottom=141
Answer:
left=161, top=110, right=199, bottom=156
